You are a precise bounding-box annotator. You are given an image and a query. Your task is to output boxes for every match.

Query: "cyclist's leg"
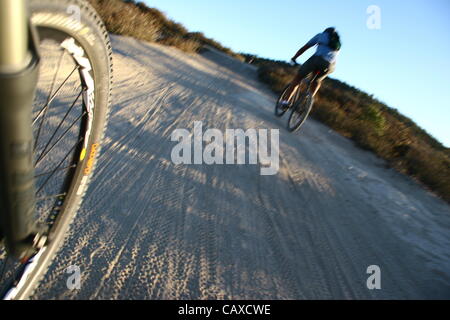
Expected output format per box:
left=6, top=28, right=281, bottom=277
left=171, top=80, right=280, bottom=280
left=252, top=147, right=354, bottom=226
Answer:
left=283, top=56, right=316, bottom=102
left=310, top=59, right=335, bottom=97
left=310, top=77, right=323, bottom=97
left=283, top=76, right=301, bottom=103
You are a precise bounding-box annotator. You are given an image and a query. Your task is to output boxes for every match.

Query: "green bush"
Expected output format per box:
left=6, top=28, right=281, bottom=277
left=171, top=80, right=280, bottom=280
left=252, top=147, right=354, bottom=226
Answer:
left=361, top=104, right=386, bottom=135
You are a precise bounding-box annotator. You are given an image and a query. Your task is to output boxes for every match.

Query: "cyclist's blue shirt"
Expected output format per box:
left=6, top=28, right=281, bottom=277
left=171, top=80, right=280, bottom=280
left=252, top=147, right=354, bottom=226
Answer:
left=306, top=32, right=339, bottom=64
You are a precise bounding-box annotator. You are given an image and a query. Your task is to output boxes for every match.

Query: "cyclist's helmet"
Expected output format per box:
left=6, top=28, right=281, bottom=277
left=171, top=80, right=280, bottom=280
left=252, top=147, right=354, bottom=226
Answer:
left=324, top=27, right=341, bottom=51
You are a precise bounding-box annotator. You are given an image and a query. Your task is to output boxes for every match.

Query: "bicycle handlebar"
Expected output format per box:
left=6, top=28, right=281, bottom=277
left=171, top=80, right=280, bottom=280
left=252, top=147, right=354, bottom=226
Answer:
left=290, top=59, right=299, bottom=66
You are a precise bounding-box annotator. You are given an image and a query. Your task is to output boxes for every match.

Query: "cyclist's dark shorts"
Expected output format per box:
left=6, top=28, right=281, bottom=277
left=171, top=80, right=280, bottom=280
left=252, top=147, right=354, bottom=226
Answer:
left=297, top=55, right=335, bottom=82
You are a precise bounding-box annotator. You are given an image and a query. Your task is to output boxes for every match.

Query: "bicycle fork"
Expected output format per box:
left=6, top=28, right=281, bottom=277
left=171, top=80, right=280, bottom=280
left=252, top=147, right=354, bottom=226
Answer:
left=0, top=0, right=41, bottom=259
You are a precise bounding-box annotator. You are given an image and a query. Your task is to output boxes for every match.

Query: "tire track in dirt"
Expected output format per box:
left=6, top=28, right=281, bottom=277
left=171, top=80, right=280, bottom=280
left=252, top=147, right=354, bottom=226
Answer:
left=32, top=35, right=450, bottom=300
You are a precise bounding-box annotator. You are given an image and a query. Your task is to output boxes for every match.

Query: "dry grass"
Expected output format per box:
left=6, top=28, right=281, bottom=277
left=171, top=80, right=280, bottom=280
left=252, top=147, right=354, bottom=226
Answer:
left=88, top=0, right=199, bottom=53
left=89, top=0, right=160, bottom=43
left=88, top=0, right=243, bottom=58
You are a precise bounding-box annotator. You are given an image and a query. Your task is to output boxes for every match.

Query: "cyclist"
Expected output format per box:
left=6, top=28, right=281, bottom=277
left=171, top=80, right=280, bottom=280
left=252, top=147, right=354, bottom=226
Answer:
left=280, top=27, right=341, bottom=108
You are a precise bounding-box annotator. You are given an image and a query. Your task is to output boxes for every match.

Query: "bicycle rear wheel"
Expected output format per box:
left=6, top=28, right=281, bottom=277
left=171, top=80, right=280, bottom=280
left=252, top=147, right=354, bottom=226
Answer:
left=287, top=93, right=313, bottom=132
left=0, top=0, right=112, bottom=299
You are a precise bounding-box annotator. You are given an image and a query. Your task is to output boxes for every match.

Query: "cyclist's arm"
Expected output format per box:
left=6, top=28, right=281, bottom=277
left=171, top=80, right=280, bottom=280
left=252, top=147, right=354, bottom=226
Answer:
left=292, top=34, right=320, bottom=61
left=292, top=44, right=314, bottom=60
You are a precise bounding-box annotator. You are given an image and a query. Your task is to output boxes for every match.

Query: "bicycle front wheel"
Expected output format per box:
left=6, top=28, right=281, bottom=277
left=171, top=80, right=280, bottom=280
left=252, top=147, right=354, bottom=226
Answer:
left=287, top=93, right=313, bottom=132
left=0, top=0, right=112, bottom=300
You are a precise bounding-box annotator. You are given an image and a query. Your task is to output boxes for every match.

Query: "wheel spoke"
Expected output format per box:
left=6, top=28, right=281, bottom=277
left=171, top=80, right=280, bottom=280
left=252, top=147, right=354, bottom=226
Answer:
left=33, top=50, right=66, bottom=150
left=35, top=110, right=86, bottom=167
left=33, top=49, right=65, bottom=125
left=32, top=65, right=79, bottom=128
left=36, top=138, right=83, bottom=196
left=35, top=91, right=83, bottom=165
left=35, top=164, right=76, bottom=179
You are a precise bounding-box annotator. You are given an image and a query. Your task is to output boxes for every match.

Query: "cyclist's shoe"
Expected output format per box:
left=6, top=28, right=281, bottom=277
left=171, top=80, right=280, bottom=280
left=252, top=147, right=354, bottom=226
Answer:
left=279, top=100, right=290, bottom=110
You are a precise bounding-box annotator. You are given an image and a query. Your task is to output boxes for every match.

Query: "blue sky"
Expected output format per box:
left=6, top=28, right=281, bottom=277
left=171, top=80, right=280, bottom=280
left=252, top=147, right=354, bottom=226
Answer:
left=146, top=0, right=450, bottom=147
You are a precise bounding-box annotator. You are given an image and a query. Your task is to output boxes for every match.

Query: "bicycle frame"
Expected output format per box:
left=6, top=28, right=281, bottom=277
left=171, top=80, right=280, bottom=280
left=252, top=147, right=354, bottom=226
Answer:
left=0, top=0, right=41, bottom=259
left=289, top=71, right=318, bottom=105
left=303, top=72, right=319, bottom=96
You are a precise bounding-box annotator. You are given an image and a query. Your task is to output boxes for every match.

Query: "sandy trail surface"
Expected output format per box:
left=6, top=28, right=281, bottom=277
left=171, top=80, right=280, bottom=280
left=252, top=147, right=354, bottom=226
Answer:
left=34, top=35, right=450, bottom=299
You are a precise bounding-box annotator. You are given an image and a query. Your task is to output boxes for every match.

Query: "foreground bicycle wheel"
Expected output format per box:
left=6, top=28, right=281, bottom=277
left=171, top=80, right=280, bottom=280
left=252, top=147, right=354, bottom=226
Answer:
left=287, top=93, right=313, bottom=132
left=0, top=0, right=112, bottom=299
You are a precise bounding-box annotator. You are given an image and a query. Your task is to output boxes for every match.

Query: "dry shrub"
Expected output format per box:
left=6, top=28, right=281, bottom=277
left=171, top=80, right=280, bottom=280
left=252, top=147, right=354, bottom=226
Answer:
left=88, top=0, right=238, bottom=55
left=89, top=0, right=160, bottom=42
left=159, top=36, right=201, bottom=53
left=254, top=59, right=450, bottom=203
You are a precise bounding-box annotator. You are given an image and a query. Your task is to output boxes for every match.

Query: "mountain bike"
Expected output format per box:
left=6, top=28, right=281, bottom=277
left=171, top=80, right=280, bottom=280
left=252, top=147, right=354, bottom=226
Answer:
left=0, top=0, right=112, bottom=299
left=275, top=68, right=324, bottom=132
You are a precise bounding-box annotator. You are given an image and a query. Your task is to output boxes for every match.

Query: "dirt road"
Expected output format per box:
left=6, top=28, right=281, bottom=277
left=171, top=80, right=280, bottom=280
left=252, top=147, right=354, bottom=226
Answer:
left=34, top=35, right=450, bottom=299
